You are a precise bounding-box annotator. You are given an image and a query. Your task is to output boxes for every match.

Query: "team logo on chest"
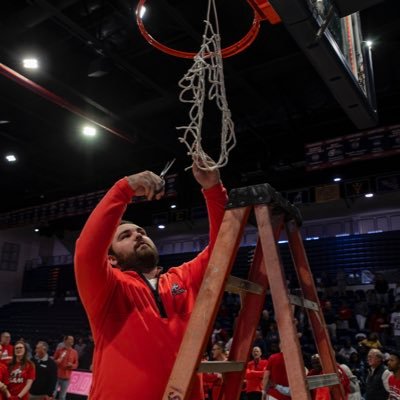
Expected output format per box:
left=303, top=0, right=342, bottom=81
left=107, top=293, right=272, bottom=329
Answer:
left=171, top=283, right=187, bottom=296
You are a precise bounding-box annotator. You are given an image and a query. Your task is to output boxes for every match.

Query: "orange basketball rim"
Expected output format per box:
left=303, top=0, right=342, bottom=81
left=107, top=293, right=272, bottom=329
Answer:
left=136, top=0, right=281, bottom=59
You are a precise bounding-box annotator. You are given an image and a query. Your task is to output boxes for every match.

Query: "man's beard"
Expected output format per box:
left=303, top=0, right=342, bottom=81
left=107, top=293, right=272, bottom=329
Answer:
left=118, top=244, right=159, bottom=272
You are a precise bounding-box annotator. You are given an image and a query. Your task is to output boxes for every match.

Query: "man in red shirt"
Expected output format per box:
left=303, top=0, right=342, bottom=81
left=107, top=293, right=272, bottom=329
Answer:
left=53, top=336, right=78, bottom=400
left=388, top=349, right=400, bottom=400
left=262, top=350, right=291, bottom=400
left=245, top=346, right=268, bottom=400
left=75, top=163, right=227, bottom=399
left=0, top=332, right=13, bottom=366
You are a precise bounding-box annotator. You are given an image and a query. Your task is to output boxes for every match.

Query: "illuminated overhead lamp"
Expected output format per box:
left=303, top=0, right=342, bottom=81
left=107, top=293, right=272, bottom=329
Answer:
left=158, top=224, right=166, bottom=229
left=82, top=126, right=97, bottom=137
left=5, top=154, right=17, bottom=162
left=365, top=193, right=374, bottom=198
left=22, top=58, right=39, bottom=69
left=333, top=177, right=341, bottom=182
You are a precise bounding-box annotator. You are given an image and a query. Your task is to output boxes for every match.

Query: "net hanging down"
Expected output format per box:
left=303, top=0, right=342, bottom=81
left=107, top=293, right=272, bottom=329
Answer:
left=177, top=0, right=236, bottom=171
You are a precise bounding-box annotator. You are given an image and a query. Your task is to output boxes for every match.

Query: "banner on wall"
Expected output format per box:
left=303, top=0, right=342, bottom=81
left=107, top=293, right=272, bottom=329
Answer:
left=345, top=179, right=371, bottom=198
left=0, top=174, right=178, bottom=229
left=315, top=184, right=340, bottom=203
left=305, top=124, right=400, bottom=170
left=376, top=174, right=400, bottom=193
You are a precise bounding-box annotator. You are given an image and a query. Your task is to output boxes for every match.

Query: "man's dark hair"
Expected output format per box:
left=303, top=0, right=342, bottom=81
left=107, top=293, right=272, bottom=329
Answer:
left=108, top=220, right=135, bottom=256
left=389, top=348, right=400, bottom=359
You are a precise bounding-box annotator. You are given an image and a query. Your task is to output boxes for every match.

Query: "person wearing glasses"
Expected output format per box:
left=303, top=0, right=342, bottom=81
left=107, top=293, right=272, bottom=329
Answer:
left=7, top=341, right=35, bottom=400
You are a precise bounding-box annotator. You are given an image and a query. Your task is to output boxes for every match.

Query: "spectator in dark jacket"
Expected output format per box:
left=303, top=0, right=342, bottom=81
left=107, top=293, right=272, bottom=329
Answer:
left=30, top=341, right=57, bottom=400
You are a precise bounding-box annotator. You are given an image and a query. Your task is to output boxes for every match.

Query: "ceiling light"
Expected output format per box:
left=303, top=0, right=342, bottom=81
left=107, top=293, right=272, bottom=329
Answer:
left=365, top=40, right=373, bottom=48
left=22, top=58, right=39, bottom=69
left=333, top=177, right=341, bottom=182
left=82, top=126, right=97, bottom=137
left=139, top=6, right=146, bottom=18
left=5, top=154, right=17, bottom=162
left=365, top=193, right=374, bottom=198
left=170, top=204, right=177, bottom=209
left=158, top=224, right=166, bottom=229
left=34, top=228, right=39, bottom=233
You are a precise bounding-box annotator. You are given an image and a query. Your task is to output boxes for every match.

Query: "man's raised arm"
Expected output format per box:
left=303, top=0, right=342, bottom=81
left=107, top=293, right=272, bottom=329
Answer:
left=74, top=171, right=164, bottom=314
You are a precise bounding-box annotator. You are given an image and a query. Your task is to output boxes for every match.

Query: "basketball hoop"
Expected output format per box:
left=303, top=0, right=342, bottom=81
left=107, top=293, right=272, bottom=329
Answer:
left=135, top=0, right=261, bottom=59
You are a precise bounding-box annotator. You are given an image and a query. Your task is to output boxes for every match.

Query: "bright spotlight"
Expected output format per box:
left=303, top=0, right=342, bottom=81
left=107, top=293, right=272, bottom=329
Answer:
left=5, top=154, right=17, bottom=162
left=82, top=126, right=97, bottom=137
left=23, top=58, right=39, bottom=69
left=365, top=193, right=374, bottom=198
left=158, top=224, right=166, bottom=229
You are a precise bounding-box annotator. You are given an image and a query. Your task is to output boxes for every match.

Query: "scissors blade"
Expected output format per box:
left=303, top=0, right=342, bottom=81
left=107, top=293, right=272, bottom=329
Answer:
left=160, top=158, right=176, bottom=179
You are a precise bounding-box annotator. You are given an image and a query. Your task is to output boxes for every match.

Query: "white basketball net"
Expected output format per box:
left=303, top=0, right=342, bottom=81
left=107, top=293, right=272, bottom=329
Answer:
left=177, top=0, right=236, bottom=171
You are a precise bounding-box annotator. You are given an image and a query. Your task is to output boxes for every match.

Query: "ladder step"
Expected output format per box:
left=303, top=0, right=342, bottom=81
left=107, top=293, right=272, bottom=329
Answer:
left=306, top=373, right=340, bottom=390
left=289, top=294, right=319, bottom=311
left=198, top=361, right=245, bottom=373
left=225, top=275, right=264, bottom=295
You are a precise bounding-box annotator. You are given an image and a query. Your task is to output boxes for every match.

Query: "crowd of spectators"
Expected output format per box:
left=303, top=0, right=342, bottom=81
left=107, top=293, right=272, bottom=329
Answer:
left=202, top=273, right=400, bottom=399
left=1, top=272, right=400, bottom=399
left=0, top=331, right=93, bottom=400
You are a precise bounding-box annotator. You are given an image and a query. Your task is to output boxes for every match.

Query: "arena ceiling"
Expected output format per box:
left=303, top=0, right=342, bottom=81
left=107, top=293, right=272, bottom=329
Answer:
left=1, top=0, right=400, bottom=227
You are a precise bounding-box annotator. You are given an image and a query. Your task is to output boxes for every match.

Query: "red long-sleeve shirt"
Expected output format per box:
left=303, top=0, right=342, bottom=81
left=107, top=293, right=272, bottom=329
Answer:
left=54, top=347, right=79, bottom=379
left=75, top=178, right=227, bottom=400
left=245, top=358, right=268, bottom=393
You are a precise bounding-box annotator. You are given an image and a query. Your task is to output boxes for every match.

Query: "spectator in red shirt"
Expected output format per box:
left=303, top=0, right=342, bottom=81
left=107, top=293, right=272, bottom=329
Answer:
left=203, top=341, right=227, bottom=400
left=0, top=344, right=10, bottom=400
left=262, top=349, right=291, bottom=400
left=0, top=333, right=13, bottom=366
left=388, top=349, right=400, bottom=400
left=7, top=341, right=35, bottom=400
left=245, top=346, right=268, bottom=400
left=53, top=335, right=78, bottom=400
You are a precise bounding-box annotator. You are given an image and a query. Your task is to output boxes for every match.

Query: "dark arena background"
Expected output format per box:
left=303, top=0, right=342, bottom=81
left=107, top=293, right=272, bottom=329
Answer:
left=1, top=0, right=400, bottom=399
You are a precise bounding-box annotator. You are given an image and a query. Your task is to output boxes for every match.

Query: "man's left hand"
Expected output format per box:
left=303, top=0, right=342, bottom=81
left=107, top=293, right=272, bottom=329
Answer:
left=192, top=156, right=220, bottom=190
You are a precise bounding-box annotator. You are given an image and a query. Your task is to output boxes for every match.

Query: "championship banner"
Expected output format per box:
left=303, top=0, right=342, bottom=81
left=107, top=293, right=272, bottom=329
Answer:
left=376, top=174, right=400, bottom=193
left=286, top=189, right=310, bottom=205
left=305, top=123, right=400, bottom=170
left=315, top=184, right=340, bottom=203
left=344, top=179, right=371, bottom=198
left=0, top=174, right=178, bottom=229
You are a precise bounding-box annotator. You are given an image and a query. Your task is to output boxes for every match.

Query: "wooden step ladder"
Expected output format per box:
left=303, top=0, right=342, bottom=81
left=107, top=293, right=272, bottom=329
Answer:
left=163, top=183, right=346, bottom=400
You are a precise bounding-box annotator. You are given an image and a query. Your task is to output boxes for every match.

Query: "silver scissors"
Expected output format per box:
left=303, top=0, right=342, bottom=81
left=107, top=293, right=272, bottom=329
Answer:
left=159, top=158, right=176, bottom=180
left=155, top=158, right=176, bottom=195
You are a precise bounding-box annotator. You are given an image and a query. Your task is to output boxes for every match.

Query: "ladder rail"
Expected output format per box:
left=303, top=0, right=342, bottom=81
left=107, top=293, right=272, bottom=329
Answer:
left=286, top=219, right=346, bottom=399
left=255, top=205, right=312, bottom=400
left=221, top=214, right=284, bottom=400
left=162, top=206, right=251, bottom=400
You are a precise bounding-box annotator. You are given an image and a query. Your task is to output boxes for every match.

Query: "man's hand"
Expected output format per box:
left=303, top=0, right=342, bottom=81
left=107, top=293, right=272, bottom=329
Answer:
left=192, top=157, right=220, bottom=190
left=126, top=171, right=165, bottom=200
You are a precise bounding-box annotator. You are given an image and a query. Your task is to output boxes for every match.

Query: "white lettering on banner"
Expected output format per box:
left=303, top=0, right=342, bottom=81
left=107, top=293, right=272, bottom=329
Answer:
left=67, top=371, right=93, bottom=395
